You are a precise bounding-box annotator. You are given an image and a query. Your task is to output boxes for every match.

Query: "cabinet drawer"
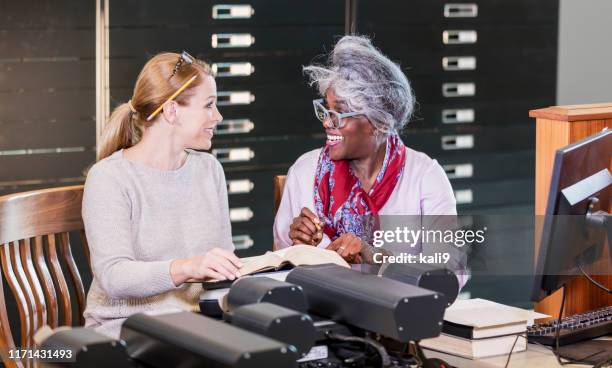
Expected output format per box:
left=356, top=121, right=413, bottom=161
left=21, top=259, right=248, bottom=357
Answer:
left=225, top=168, right=287, bottom=202
left=357, top=0, right=558, bottom=27
left=435, top=150, right=534, bottom=183
left=453, top=178, right=534, bottom=208
left=209, top=136, right=323, bottom=168
left=409, top=98, right=554, bottom=127
left=394, top=47, right=556, bottom=78
left=111, top=0, right=345, bottom=28
left=357, top=25, right=557, bottom=58
left=109, top=26, right=341, bottom=58
left=232, top=226, right=275, bottom=258
left=408, top=74, right=555, bottom=104
left=401, top=124, right=534, bottom=155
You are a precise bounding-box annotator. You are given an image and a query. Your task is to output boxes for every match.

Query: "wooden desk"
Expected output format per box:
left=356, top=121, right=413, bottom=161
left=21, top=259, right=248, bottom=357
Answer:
left=424, top=339, right=611, bottom=368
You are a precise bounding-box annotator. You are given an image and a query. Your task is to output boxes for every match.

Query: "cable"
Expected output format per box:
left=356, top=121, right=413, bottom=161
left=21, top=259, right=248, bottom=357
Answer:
left=554, top=285, right=567, bottom=365
left=578, top=263, right=612, bottom=294
left=503, top=334, right=525, bottom=368
left=326, top=331, right=392, bottom=367
left=550, top=285, right=606, bottom=366
left=410, top=341, right=425, bottom=367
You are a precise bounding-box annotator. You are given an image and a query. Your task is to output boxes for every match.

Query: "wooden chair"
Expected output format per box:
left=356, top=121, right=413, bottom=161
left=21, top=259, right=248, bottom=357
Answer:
left=273, top=176, right=287, bottom=251
left=273, top=175, right=286, bottom=216
left=0, top=186, right=89, bottom=368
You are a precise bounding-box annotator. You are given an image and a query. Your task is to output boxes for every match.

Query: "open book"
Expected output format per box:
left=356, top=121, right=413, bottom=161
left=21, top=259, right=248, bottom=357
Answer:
left=238, top=245, right=350, bottom=276
left=191, top=245, right=350, bottom=286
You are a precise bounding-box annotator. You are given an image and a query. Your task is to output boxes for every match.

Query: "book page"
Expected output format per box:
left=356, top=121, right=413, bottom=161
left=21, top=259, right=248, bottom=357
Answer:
left=282, top=244, right=350, bottom=268
left=238, top=252, right=284, bottom=276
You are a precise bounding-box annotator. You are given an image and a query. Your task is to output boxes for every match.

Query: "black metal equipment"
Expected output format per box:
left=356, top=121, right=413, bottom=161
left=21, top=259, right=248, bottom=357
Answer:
left=39, top=328, right=130, bottom=368
left=286, top=265, right=447, bottom=342
left=227, top=276, right=308, bottom=312
left=120, top=311, right=298, bottom=368
left=381, top=264, right=460, bottom=306
left=228, top=302, right=317, bottom=358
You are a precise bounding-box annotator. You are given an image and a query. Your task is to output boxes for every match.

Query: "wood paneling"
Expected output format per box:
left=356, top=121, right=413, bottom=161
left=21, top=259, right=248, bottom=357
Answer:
left=531, top=104, right=612, bottom=319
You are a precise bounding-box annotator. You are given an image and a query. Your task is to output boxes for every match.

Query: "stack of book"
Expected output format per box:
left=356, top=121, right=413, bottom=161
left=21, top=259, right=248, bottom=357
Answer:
left=420, top=298, right=548, bottom=359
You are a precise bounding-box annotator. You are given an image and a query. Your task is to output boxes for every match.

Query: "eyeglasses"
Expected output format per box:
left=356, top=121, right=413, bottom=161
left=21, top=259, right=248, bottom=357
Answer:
left=170, top=51, right=195, bottom=79
left=147, top=51, right=198, bottom=121
left=312, top=99, right=361, bottom=129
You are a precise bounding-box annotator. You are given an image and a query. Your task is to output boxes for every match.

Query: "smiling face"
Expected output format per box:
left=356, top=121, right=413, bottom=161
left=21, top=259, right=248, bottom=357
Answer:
left=174, top=75, right=222, bottom=151
left=323, top=88, right=379, bottom=161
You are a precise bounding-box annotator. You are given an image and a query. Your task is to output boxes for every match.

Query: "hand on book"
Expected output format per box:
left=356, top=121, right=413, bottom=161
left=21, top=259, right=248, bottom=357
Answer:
left=326, top=233, right=363, bottom=264
left=171, top=247, right=243, bottom=286
left=289, top=207, right=324, bottom=246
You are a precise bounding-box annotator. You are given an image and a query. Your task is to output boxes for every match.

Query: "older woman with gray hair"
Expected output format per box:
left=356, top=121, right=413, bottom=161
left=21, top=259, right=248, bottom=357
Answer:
left=273, top=35, right=457, bottom=265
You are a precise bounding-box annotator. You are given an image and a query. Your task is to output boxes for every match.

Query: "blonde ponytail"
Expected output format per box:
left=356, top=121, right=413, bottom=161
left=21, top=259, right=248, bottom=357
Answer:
left=97, top=103, right=142, bottom=160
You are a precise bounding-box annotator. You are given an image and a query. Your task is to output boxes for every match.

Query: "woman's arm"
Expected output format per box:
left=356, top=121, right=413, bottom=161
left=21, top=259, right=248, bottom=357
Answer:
left=213, top=159, right=234, bottom=251
left=420, top=160, right=457, bottom=216
left=83, top=165, right=179, bottom=299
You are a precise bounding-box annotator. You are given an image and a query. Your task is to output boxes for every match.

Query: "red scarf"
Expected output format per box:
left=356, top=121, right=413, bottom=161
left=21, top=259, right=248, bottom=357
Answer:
left=313, top=134, right=406, bottom=242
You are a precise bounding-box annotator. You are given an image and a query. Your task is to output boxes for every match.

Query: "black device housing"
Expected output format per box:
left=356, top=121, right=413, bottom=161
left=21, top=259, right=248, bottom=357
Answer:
left=286, top=265, right=446, bottom=342
left=382, top=264, right=459, bottom=306
left=227, top=276, right=308, bottom=312
left=228, top=302, right=316, bottom=357
left=39, top=328, right=129, bottom=368
left=121, top=311, right=297, bottom=368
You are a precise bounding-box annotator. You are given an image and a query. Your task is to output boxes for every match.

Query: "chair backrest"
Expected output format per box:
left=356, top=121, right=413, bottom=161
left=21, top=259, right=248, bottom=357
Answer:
left=272, top=176, right=287, bottom=252
left=0, top=186, right=88, bottom=368
left=273, top=175, right=286, bottom=216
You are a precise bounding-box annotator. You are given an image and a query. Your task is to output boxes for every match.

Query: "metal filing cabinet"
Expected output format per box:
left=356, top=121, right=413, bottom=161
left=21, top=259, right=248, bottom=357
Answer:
left=356, top=0, right=558, bottom=211
left=356, top=0, right=558, bottom=306
left=109, top=0, right=344, bottom=256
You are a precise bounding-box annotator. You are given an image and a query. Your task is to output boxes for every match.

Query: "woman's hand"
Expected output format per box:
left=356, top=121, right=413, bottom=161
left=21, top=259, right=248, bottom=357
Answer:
left=289, top=207, right=324, bottom=246
left=326, top=233, right=364, bottom=264
left=170, top=248, right=243, bottom=286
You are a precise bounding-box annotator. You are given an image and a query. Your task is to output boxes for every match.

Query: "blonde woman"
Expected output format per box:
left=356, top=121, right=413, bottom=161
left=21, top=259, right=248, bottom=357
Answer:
left=83, top=52, right=241, bottom=338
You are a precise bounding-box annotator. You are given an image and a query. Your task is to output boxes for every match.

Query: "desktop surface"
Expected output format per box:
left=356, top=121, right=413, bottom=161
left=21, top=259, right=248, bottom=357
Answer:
left=424, top=337, right=611, bottom=368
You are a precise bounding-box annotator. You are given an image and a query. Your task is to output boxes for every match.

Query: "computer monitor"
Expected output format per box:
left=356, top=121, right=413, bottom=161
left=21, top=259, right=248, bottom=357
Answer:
left=531, top=128, right=612, bottom=302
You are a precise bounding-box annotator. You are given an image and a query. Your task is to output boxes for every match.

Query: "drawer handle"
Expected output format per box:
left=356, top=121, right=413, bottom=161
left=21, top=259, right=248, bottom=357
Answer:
left=212, top=4, right=255, bottom=19
left=229, top=207, right=254, bottom=222
left=212, top=62, right=255, bottom=77
left=442, top=109, right=475, bottom=124
left=217, top=91, right=255, bottom=106
left=454, top=189, right=473, bottom=204
left=441, top=134, right=474, bottom=150
left=442, top=56, right=477, bottom=71
left=443, top=163, right=474, bottom=179
left=212, top=147, right=255, bottom=163
left=442, top=82, right=476, bottom=97
left=211, top=33, right=255, bottom=48
left=442, top=30, right=477, bottom=44
left=215, top=119, right=255, bottom=135
left=227, top=179, right=255, bottom=194
left=232, top=234, right=255, bottom=250
left=444, top=4, right=478, bottom=18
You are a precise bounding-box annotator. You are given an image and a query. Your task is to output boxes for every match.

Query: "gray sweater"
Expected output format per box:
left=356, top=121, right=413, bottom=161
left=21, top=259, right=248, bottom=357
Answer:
left=82, top=149, right=233, bottom=339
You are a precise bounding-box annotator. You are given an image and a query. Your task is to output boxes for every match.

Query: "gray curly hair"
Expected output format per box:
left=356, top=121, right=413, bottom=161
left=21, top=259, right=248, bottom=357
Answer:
left=303, top=35, right=415, bottom=135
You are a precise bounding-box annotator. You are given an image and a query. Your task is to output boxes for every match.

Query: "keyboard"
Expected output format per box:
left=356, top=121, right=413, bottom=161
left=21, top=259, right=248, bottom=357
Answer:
left=527, top=306, right=612, bottom=346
